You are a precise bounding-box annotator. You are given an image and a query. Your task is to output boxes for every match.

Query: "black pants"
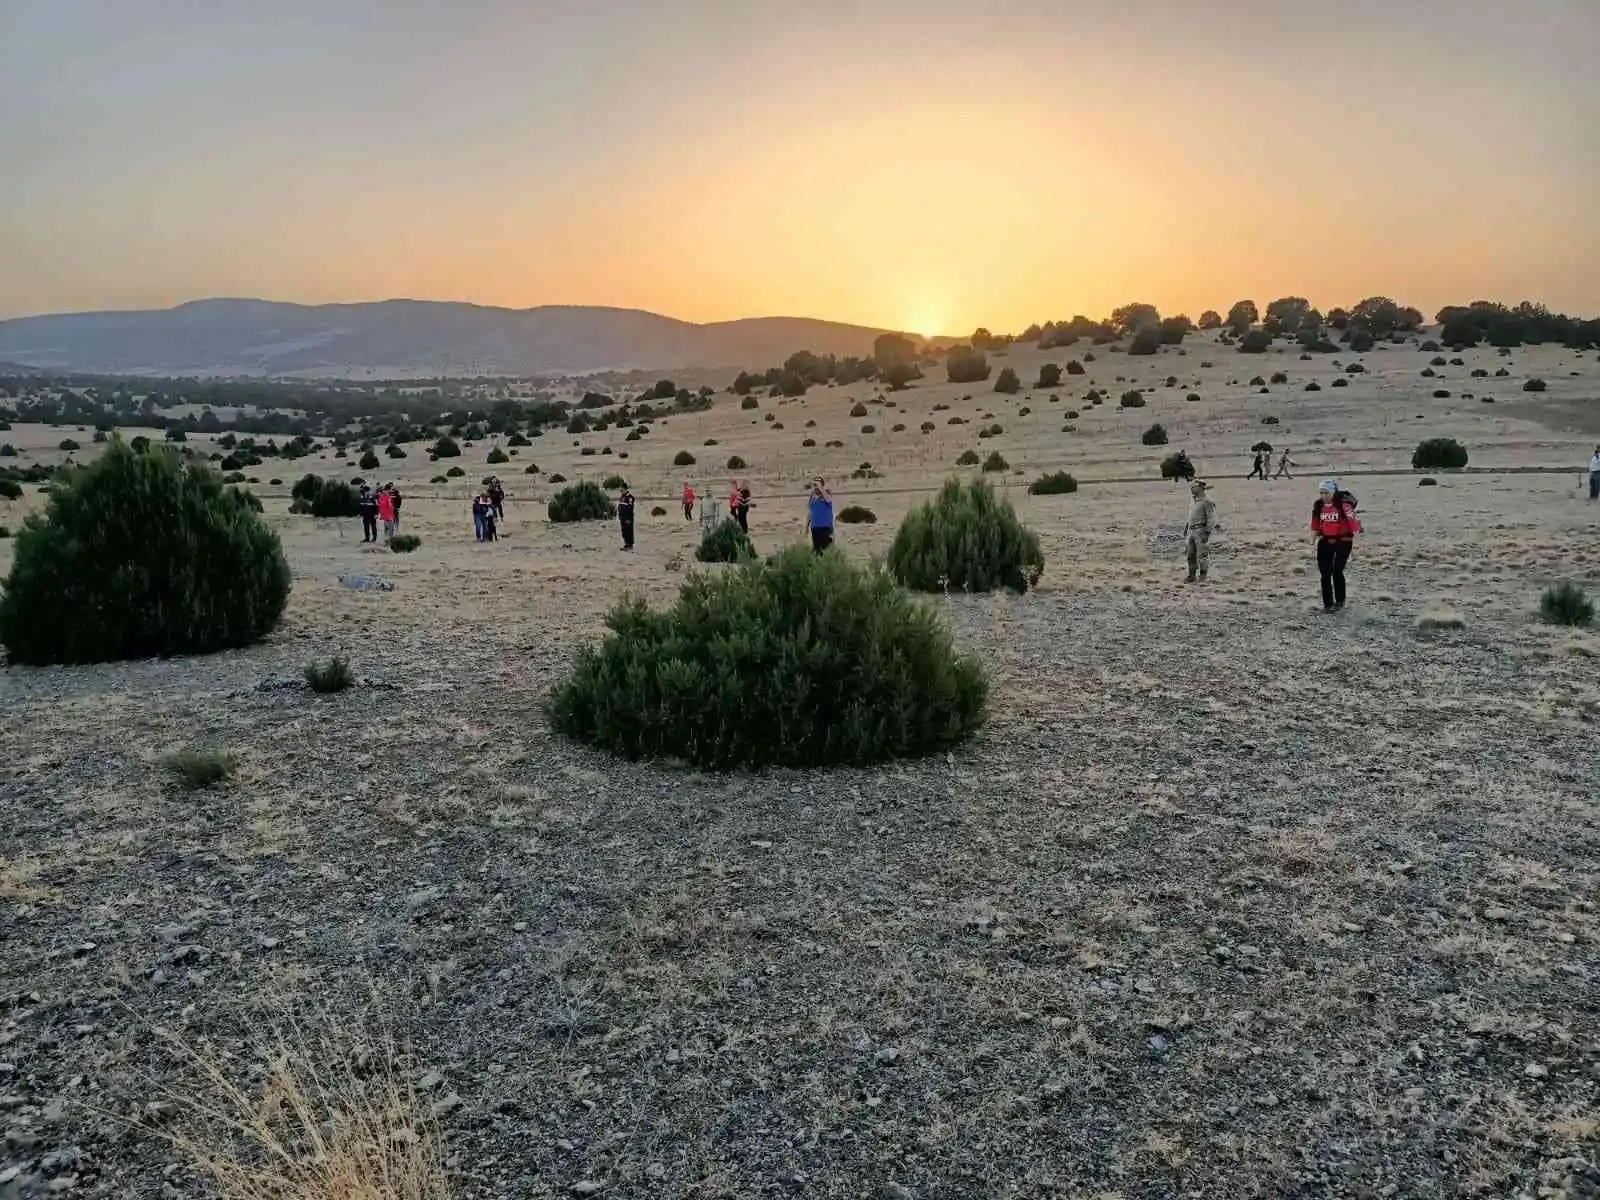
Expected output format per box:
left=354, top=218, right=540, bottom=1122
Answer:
left=620, top=518, right=634, bottom=549
left=735, top=505, right=749, bottom=533
left=684, top=503, right=694, bottom=520
left=361, top=514, right=377, bottom=542
left=811, top=526, right=833, bottom=553
left=1317, top=538, right=1352, bottom=608
left=492, top=500, right=504, bottom=520
left=1590, top=471, right=1599, bottom=500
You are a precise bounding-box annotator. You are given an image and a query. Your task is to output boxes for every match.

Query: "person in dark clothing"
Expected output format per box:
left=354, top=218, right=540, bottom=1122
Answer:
left=1311, top=479, right=1362, bottom=611
left=1247, top=452, right=1265, bottom=481
left=389, top=484, right=403, bottom=530
left=488, top=478, right=505, bottom=521
left=617, top=487, right=635, bottom=550
left=357, top=485, right=379, bottom=543
left=805, top=478, right=834, bottom=553
left=735, top=485, right=751, bottom=533
left=471, top=491, right=489, bottom=542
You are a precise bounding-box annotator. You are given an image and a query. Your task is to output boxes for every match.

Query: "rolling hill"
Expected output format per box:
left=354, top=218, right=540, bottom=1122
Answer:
left=0, top=299, right=900, bottom=378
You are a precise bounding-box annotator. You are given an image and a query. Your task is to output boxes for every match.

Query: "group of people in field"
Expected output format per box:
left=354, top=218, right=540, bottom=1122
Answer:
left=1246, top=447, right=1296, bottom=481
left=471, top=477, right=506, bottom=542
left=1183, top=475, right=1362, bottom=612
left=631, top=477, right=836, bottom=553
left=356, top=483, right=402, bottom=544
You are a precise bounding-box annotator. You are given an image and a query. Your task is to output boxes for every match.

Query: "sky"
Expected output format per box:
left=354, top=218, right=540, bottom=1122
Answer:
left=2, top=0, right=1597, bottom=335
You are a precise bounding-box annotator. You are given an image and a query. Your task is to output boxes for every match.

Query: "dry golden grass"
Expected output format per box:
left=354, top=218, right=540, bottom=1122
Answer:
left=154, top=1019, right=449, bottom=1200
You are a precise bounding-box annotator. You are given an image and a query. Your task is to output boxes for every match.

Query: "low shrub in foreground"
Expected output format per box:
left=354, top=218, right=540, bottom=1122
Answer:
left=836, top=505, right=876, bottom=524
left=1029, top=471, right=1078, bottom=495
left=696, top=519, right=756, bottom=563
left=304, top=656, right=355, bottom=693
left=389, top=534, right=421, bottom=553
left=164, top=748, right=238, bottom=790
left=547, top=546, right=988, bottom=769
left=888, top=478, right=1043, bottom=594
left=0, top=441, right=290, bottom=665
left=1539, top=582, right=1593, bottom=628
left=548, top=481, right=616, bottom=523
left=1412, top=437, right=1468, bottom=470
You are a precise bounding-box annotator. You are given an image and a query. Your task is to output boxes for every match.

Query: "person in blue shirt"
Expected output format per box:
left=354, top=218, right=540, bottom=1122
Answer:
left=806, top=477, right=834, bottom=553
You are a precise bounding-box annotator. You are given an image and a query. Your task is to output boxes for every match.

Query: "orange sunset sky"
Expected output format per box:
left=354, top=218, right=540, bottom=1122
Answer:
left=2, top=0, right=1597, bottom=334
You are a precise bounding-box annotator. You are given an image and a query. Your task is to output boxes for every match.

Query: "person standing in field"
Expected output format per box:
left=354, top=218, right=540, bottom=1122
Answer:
left=376, top=485, right=397, bottom=542
left=489, top=477, right=505, bottom=522
left=357, top=484, right=379, bottom=544
left=1183, top=480, right=1215, bottom=583
left=1247, top=451, right=1265, bottom=481
left=1274, top=448, right=1295, bottom=480
left=806, top=478, right=834, bottom=553
left=682, top=481, right=697, bottom=521
left=389, top=483, right=403, bottom=530
left=618, top=486, right=635, bottom=551
left=471, top=491, right=488, bottom=542
left=1311, top=479, right=1361, bottom=611
left=1589, top=445, right=1600, bottom=500
left=733, top=481, right=752, bottom=533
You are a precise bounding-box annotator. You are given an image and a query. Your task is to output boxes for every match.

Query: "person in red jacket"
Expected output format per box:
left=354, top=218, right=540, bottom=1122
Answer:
left=1311, top=479, right=1361, bottom=611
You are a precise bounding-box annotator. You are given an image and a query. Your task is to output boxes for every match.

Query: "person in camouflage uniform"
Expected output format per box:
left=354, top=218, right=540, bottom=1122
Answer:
left=1184, top=480, right=1216, bottom=583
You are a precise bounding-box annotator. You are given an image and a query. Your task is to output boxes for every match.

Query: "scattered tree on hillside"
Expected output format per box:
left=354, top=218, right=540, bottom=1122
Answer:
left=1109, top=303, right=1161, bottom=338
left=1226, top=300, right=1259, bottom=335
left=1197, top=310, right=1223, bottom=330
left=1263, top=297, right=1312, bottom=336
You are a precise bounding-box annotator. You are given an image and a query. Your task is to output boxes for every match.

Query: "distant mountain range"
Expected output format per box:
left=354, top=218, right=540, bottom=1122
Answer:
left=0, top=299, right=901, bottom=378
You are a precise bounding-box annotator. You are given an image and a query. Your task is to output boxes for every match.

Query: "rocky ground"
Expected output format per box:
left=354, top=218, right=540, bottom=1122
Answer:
left=2, top=335, right=1598, bottom=1198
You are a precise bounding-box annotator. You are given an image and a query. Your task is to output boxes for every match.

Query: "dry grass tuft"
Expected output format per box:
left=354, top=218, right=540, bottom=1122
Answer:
left=1415, top=607, right=1467, bottom=632
left=155, top=1017, right=450, bottom=1200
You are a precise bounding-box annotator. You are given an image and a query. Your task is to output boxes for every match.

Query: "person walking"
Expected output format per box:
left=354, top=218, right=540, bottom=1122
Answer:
left=806, top=478, right=834, bottom=553
left=376, top=485, right=397, bottom=543
left=1589, top=445, right=1600, bottom=500
left=357, top=484, right=379, bottom=544
left=489, top=478, right=505, bottom=522
left=1183, top=480, right=1215, bottom=583
left=1247, top=451, right=1265, bottom=481
left=1274, top=448, right=1295, bottom=480
left=734, top=482, right=752, bottom=533
left=618, top=486, right=635, bottom=550
left=471, top=491, right=488, bottom=542
left=682, top=482, right=697, bottom=521
left=1311, top=479, right=1362, bottom=611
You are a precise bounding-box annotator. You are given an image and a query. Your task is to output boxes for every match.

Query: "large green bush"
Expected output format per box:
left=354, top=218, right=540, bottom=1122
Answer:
left=1028, top=471, right=1078, bottom=495
left=1539, top=582, right=1593, bottom=628
left=887, top=478, right=1044, bottom=594
left=546, top=546, right=988, bottom=769
left=288, top=474, right=359, bottom=517
left=696, top=519, right=756, bottom=563
left=548, top=480, right=616, bottom=522
left=1412, top=438, right=1468, bottom=470
left=0, top=440, right=291, bottom=664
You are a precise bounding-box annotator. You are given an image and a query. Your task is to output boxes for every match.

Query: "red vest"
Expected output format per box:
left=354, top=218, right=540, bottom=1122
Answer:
left=1313, top=500, right=1358, bottom=539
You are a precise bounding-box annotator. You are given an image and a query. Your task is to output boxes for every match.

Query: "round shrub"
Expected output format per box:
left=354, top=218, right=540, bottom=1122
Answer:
left=727, top=455, right=747, bottom=470
left=0, top=441, right=290, bottom=665
left=389, top=534, right=421, bottom=553
left=696, top=519, right=755, bottom=563
left=288, top=474, right=360, bottom=517
left=1539, top=582, right=1593, bottom=628
left=1305, top=381, right=1322, bottom=391
left=802, top=438, right=817, bottom=447
left=740, top=396, right=758, bottom=410
left=1523, top=378, right=1546, bottom=392
left=836, top=505, right=876, bottom=524
left=1261, top=415, right=1280, bottom=425
left=547, top=546, right=987, bottom=769
left=549, top=472, right=567, bottom=483
left=445, top=465, right=466, bottom=478
left=887, top=478, right=1043, bottom=594
left=359, top=450, right=380, bottom=470
left=1332, top=377, right=1350, bottom=388
left=1269, top=371, right=1288, bottom=385
left=1418, top=477, right=1437, bottom=486
left=1119, top=390, right=1146, bottom=408
left=1141, top=423, right=1168, bottom=446
left=1029, top=471, right=1077, bottom=495
left=487, top=447, right=510, bottom=465
left=548, top=480, right=616, bottom=523
left=650, top=505, right=667, bottom=517
left=59, top=438, right=80, bottom=452
left=994, top=367, right=1020, bottom=394
left=673, top=450, right=697, bottom=466
left=1412, top=437, right=1468, bottom=470
left=1185, top=393, right=1200, bottom=402
left=1420, top=367, right=1436, bottom=378
left=1432, top=389, right=1451, bottom=398
left=0, top=479, right=22, bottom=501
left=956, top=449, right=980, bottom=466
left=982, top=451, right=1009, bottom=472
left=432, top=436, right=461, bottom=458
left=850, top=402, right=869, bottom=418
left=602, top=474, right=628, bottom=489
